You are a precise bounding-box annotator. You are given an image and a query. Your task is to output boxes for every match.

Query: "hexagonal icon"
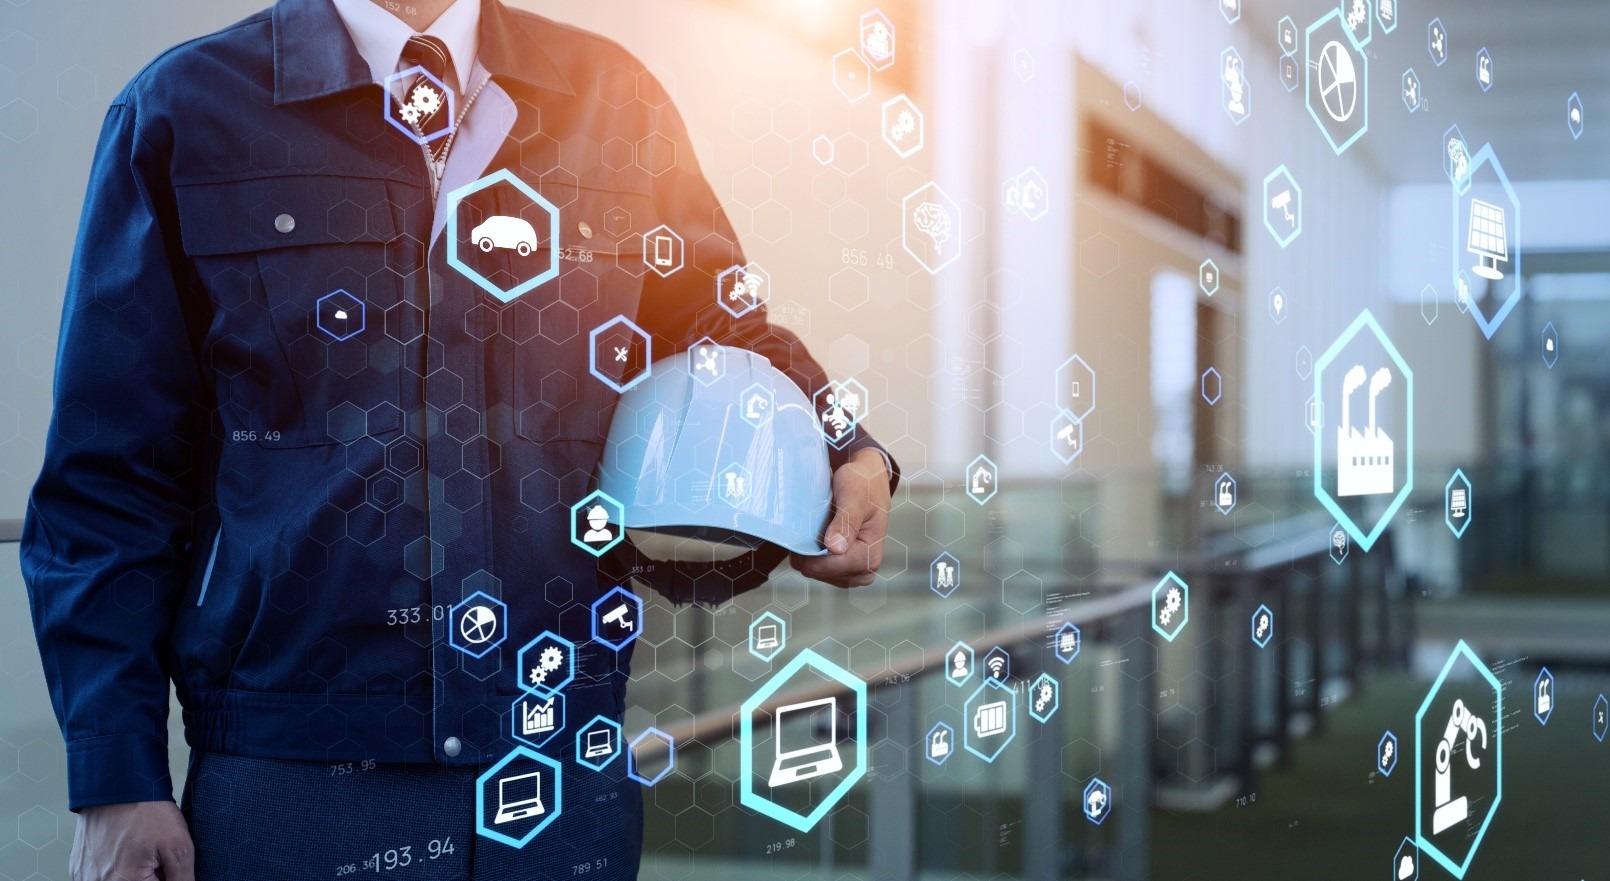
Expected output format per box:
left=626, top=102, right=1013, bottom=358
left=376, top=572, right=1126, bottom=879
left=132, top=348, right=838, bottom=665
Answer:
left=1427, top=18, right=1448, bottom=67
left=1533, top=667, right=1555, bottom=726
left=316, top=290, right=364, bottom=341
left=641, top=224, right=684, bottom=277
left=1475, top=48, right=1493, bottom=92
left=591, top=585, right=643, bottom=652
left=1219, top=0, right=1241, bottom=23
left=1414, top=640, right=1502, bottom=879
left=1340, top=0, right=1372, bottom=46
left=880, top=94, right=924, bottom=159
left=1442, top=125, right=1471, bottom=191
left=1313, top=310, right=1414, bottom=553
left=902, top=181, right=962, bottom=274
left=716, top=462, right=754, bottom=509
left=1568, top=92, right=1585, bottom=140
left=716, top=261, right=770, bottom=318
left=1307, top=10, right=1368, bottom=156
left=1394, top=837, right=1420, bottom=881
left=1201, top=367, right=1223, bottom=406
left=570, top=489, right=625, bottom=557
left=1264, top=165, right=1302, bottom=247
left=858, top=9, right=896, bottom=71
left=475, top=747, right=562, bottom=848
left=1455, top=270, right=1472, bottom=314
left=1054, top=622, right=1081, bottom=665
left=1542, top=322, right=1559, bottom=369
left=1376, top=0, right=1397, bottom=31
left=1213, top=471, right=1238, bottom=515
left=383, top=66, right=455, bottom=145
left=1027, top=673, right=1059, bottom=723
left=1050, top=411, right=1083, bottom=465
left=749, top=611, right=787, bottom=662
left=1595, top=694, right=1609, bottom=742
left=1445, top=469, right=1472, bottom=539
left=929, top=551, right=961, bottom=598
left=511, top=691, right=566, bottom=749
left=1251, top=603, right=1274, bottom=648
left=1221, top=47, right=1250, bottom=125
left=574, top=715, right=623, bottom=772
left=517, top=631, right=576, bottom=697
left=688, top=336, right=726, bottom=386
left=1277, top=16, right=1299, bottom=55
left=1307, top=395, right=1323, bottom=437
left=965, top=454, right=998, bottom=506
left=1378, top=730, right=1399, bottom=776
left=1402, top=68, right=1420, bottom=113
left=1297, top=345, right=1314, bottom=380
left=739, top=648, right=867, bottom=832
left=1083, top=778, right=1113, bottom=825
left=815, top=377, right=868, bottom=450
left=944, top=641, right=975, bottom=686
left=1420, top=283, right=1438, bottom=326
left=449, top=591, right=506, bottom=659
left=588, top=314, right=653, bottom=394
left=1270, top=286, right=1289, bottom=324
left=1002, top=167, right=1049, bottom=221
left=1151, top=571, right=1189, bottom=642
left=446, top=169, right=561, bottom=302
left=739, top=382, right=776, bottom=428
left=1055, top=354, right=1096, bottom=422
left=832, top=48, right=872, bottom=103
left=1280, top=53, right=1300, bottom=92
left=1329, top=522, right=1351, bottom=564
left=1449, top=143, right=1523, bottom=340
left=982, top=646, right=1012, bottom=684
left=1198, top=258, right=1220, bottom=297
left=627, top=728, right=676, bottom=786
left=1123, top=81, right=1142, bottom=112
left=925, top=722, right=955, bottom=766
left=1013, top=48, right=1034, bottom=81
left=963, top=678, right=1016, bottom=762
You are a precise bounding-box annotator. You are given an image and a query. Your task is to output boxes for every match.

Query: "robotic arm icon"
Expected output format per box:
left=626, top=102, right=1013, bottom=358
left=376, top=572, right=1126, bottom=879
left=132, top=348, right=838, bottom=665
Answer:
left=1431, top=699, right=1488, bottom=834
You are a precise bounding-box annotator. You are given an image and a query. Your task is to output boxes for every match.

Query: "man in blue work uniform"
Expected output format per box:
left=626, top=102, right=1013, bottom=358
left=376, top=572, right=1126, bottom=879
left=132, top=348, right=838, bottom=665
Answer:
left=21, top=0, right=897, bottom=878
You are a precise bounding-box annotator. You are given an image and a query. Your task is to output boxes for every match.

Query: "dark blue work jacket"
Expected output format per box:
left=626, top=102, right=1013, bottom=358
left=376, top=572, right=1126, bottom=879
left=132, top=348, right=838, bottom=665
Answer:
left=22, top=0, right=887, bottom=811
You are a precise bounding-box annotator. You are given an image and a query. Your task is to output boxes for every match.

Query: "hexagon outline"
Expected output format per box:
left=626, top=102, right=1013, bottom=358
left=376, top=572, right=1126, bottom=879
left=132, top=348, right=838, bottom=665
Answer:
left=1055, top=354, right=1096, bottom=422
left=1083, top=778, right=1113, bottom=825
left=740, top=382, right=775, bottom=428
left=965, top=454, right=998, bottom=505
left=688, top=336, right=725, bottom=387
left=1199, top=258, right=1220, bottom=296
left=1305, top=10, right=1370, bottom=156
left=1221, top=46, right=1250, bottom=126
left=1568, top=92, right=1584, bottom=140
left=590, top=585, right=644, bottom=652
left=880, top=94, right=924, bottom=159
left=510, top=691, right=566, bottom=749
left=1449, top=144, right=1522, bottom=340
left=474, top=747, right=562, bottom=848
left=316, top=290, right=364, bottom=341
left=1329, top=522, right=1350, bottom=564
left=1445, top=469, right=1472, bottom=539
left=925, top=722, right=955, bottom=766
left=1251, top=603, right=1274, bottom=648
left=1201, top=367, right=1223, bottom=406
left=1270, top=286, right=1289, bottom=324
left=982, top=646, right=1011, bottom=685
left=448, top=591, right=506, bottom=659
left=1395, top=837, right=1420, bottom=881
left=1312, top=309, right=1414, bottom=553
left=1413, top=640, right=1502, bottom=879
left=1475, top=48, right=1493, bottom=93
left=1027, top=673, right=1059, bottom=723
left=963, top=678, right=1016, bottom=762
left=1220, top=0, right=1240, bottom=24
left=1054, top=622, right=1081, bottom=665
left=517, top=630, right=577, bottom=698
left=748, top=611, right=788, bottom=662
left=716, top=262, right=769, bottom=318
left=1376, top=0, right=1398, bottom=33
left=1428, top=18, right=1448, bottom=68
left=1214, top=470, right=1238, bottom=515
left=1594, top=694, right=1609, bottom=742
left=446, top=168, right=560, bottom=302
left=1263, top=165, right=1302, bottom=248
left=815, top=377, right=868, bottom=450
left=858, top=9, right=897, bottom=71
left=1050, top=411, right=1084, bottom=465
left=1378, top=730, right=1398, bottom=776
left=930, top=550, right=961, bottom=598
left=1542, top=322, right=1559, bottom=369
left=383, top=66, right=455, bottom=145
left=641, top=223, right=684, bottom=277
left=831, top=48, right=872, bottom=103
left=902, top=181, right=962, bottom=274
left=717, top=462, right=753, bottom=509
left=588, top=315, right=654, bottom=394
left=1151, top=571, right=1189, bottom=642
left=945, top=641, right=975, bottom=686
left=739, top=648, right=868, bottom=831
left=1533, top=667, right=1554, bottom=726
left=627, top=728, right=676, bottom=786
left=1340, top=0, right=1373, bottom=46
left=570, top=489, right=625, bottom=557
left=1402, top=68, right=1421, bottom=113
left=1277, top=16, right=1299, bottom=56
left=574, top=715, right=624, bottom=772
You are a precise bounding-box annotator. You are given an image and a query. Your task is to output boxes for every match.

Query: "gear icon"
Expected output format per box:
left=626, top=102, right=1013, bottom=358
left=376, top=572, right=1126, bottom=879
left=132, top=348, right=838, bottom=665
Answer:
left=1159, top=586, right=1182, bottom=626
left=1034, top=681, right=1054, bottom=713
left=398, top=102, right=422, bottom=126
left=409, top=82, right=443, bottom=116
left=527, top=644, right=565, bottom=688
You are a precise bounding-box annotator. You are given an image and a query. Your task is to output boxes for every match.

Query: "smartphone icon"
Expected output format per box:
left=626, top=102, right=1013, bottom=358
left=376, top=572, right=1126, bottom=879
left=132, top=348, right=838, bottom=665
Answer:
left=653, top=234, right=673, bottom=267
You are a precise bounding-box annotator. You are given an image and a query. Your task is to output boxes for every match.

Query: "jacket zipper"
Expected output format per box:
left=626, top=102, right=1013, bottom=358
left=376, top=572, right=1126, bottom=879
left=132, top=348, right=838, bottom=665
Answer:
left=195, top=527, right=222, bottom=606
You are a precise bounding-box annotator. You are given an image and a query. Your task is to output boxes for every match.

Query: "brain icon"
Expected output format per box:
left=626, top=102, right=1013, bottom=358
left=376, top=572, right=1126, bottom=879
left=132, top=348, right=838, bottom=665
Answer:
left=913, top=201, right=951, bottom=255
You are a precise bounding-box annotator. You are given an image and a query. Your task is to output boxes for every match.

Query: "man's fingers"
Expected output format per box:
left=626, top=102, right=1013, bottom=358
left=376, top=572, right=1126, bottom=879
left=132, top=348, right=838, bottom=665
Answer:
left=158, top=835, right=196, bottom=881
left=823, top=498, right=867, bottom=555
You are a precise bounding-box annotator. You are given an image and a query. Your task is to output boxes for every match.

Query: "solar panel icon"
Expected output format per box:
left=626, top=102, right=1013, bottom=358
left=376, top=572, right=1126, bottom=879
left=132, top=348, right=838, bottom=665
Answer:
left=1468, top=199, right=1509, bottom=280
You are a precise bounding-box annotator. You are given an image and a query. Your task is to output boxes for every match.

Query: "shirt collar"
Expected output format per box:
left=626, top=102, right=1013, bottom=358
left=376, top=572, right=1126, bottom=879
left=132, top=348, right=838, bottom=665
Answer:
left=329, top=0, right=480, bottom=94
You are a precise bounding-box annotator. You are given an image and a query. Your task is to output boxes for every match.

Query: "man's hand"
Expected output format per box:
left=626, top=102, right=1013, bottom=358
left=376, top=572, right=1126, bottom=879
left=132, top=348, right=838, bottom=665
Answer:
left=793, top=449, right=891, bottom=588
left=70, top=801, right=194, bottom=881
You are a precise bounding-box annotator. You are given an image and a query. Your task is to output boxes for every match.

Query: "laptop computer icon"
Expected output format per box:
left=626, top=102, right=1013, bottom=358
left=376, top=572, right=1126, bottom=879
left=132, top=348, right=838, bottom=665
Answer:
left=492, top=771, right=544, bottom=824
left=756, top=624, right=779, bottom=650
left=767, top=697, right=844, bottom=787
left=584, top=728, right=613, bottom=759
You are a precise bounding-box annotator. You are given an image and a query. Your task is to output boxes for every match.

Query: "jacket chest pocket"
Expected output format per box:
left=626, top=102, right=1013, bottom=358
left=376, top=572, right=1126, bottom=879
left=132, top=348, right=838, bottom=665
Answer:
left=509, top=186, right=658, bottom=444
left=178, top=174, right=408, bottom=448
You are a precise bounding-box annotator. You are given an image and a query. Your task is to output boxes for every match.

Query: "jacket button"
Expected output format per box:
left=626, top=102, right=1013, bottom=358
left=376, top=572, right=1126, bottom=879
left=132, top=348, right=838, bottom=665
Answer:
left=577, top=221, right=593, bottom=239
left=274, top=213, right=296, bottom=234
left=443, top=736, right=462, bottom=757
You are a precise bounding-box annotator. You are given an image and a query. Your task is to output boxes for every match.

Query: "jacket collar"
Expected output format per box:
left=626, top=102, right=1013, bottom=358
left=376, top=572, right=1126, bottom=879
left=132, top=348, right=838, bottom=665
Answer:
left=274, top=0, right=575, bottom=105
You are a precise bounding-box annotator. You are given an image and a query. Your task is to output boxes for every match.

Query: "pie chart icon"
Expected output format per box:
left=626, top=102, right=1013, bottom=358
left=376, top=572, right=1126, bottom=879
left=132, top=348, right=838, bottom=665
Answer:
left=1318, top=40, right=1358, bottom=122
left=461, top=604, right=499, bottom=644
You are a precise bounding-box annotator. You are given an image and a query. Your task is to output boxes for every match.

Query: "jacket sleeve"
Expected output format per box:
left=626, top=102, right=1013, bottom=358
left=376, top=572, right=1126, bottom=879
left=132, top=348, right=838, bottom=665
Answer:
left=20, top=99, right=208, bottom=811
left=631, top=74, right=900, bottom=489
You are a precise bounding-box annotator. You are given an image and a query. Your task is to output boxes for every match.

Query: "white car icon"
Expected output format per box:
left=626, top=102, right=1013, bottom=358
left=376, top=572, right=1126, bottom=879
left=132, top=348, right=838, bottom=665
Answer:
left=470, top=215, right=538, bottom=256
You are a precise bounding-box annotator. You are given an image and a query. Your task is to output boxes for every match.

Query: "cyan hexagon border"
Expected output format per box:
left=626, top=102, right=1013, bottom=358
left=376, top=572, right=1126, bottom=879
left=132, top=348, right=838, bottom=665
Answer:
left=510, top=691, right=566, bottom=750
left=446, top=168, right=560, bottom=302
left=930, top=551, right=961, bottom=598
left=1027, top=673, right=1059, bottom=723
left=945, top=641, right=975, bottom=686
left=1445, top=469, right=1472, bottom=539
left=574, top=715, right=624, bottom=772
left=475, top=747, right=562, bottom=848
left=739, top=648, right=867, bottom=832
left=1533, top=667, right=1554, bottom=726
left=627, top=728, right=676, bottom=787
left=316, top=289, right=365, bottom=341
left=1151, top=571, right=1190, bottom=642
left=1083, top=778, right=1113, bottom=825
left=1449, top=143, right=1523, bottom=340
left=1251, top=603, right=1274, bottom=649
left=1414, top=640, right=1502, bottom=879
left=590, top=585, right=644, bottom=652
left=516, top=631, right=576, bottom=698
left=965, top=454, right=998, bottom=505
left=383, top=66, right=456, bottom=145
left=1263, top=165, right=1302, bottom=248
left=1305, top=9, right=1370, bottom=156
left=1054, top=622, right=1081, bottom=665
left=1055, top=354, right=1096, bottom=422
left=925, top=722, right=955, bottom=766
left=588, top=315, right=654, bottom=394
left=1378, top=730, right=1398, bottom=777
left=748, top=611, right=788, bottom=663
left=570, top=489, right=626, bottom=557
left=963, top=678, right=1016, bottom=763
left=448, top=591, right=506, bottom=659
left=1214, top=470, right=1238, bottom=516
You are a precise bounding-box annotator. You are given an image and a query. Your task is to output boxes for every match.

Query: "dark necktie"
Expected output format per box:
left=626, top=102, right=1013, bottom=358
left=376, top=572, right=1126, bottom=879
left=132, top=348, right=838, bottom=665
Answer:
left=397, top=35, right=457, bottom=165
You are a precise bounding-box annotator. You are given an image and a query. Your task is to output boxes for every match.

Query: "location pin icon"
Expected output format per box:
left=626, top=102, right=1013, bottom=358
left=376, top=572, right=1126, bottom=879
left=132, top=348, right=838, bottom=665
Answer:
left=1273, top=292, right=1284, bottom=314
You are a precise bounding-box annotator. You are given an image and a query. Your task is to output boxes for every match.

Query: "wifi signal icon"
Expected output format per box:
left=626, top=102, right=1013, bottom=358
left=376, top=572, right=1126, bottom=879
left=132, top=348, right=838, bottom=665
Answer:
left=984, top=648, right=1010, bottom=681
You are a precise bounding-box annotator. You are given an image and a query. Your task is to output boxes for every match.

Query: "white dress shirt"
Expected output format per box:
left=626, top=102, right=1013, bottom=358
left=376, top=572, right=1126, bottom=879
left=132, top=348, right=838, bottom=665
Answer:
left=330, top=0, right=481, bottom=96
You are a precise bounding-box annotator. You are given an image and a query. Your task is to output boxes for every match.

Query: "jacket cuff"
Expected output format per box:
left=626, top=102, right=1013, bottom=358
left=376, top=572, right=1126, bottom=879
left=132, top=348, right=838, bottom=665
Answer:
left=66, top=733, right=173, bottom=811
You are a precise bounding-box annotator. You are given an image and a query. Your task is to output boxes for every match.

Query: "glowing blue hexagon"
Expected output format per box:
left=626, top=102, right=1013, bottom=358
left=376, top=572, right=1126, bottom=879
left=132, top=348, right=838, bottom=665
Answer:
left=925, top=722, right=955, bottom=766
left=446, top=169, right=559, bottom=302
left=1055, top=354, right=1096, bottom=422
left=688, top=336, right=725, bottom=386
left=1427, top=18, right=1448, bottom=68
left=1213, top=471, right=1238, bottom=515
left=1329, top=522, right=1350, bottom=564
left=1568, top=92, right=1585, bottom=140
left=1083, top=778, right=1113, bottom=825
left=1270, top=286, right=1289, bottom=324
left=1378, top=730, right=1398, bottom=776
left=1533, top=667, right=1554, bottom=726
left=1199, top=258, right=1220, bottom=297
left=1221, top=47, right=1250, bottom=125
left=1542, top=322, right=1559, bottom=369
left=510, top=691, right=566, bottom=749
left=570, top=489, right=625, bottom=557
left=944, top=641, right=975, bottom=686
left=965, top=454, right=998, bottom=505
left=1264, top=165, right=1302, bottom=247
left=1442, top=125, right=1471, bottom=192
left=1313, top=310, right=1414, bottom=553
left=1054, top=622, right=1081, bottom=665
left=1445, top=470, right=1472, bottom=539
left=717, top=462, right=753, bottom=509
left=316, top=290, right=364, bottom=341
left=740, top=648, right=867, bottom=832
left=749, top=611, right=788, bottom=662
left=383, top=66, right=455, bottom=145
left=575, top=715, right=623, bottom=772
left=717, top=262, right=770, bottom=318
left=1297, top=345, right=1314, bottom=381
left=1394, top=838, right=1419, bottom=881
left=1050, top=411, right=1084, bottom=465
left=516, top=631, right=575, bottom=698
left=1220, top=0, right=1240, bottom=24
left=1151, top=571, right=1189, bottom=642
left=591, top=585, right=644, bottom=652
left=1475, top=48, right=1493, bottom=92
left=627, top=728, right=675, bottom=787
left=1339, top=0, right=1372, bottom=46
left=1277, top=16, right=1299, bottom=55
left=982, top=646, right=1011, bottom=684
left=1027, top=673, right=1059, bottom=723
left=740, top=382, right=775, bottom=428
left=1595, top=695, right=1609, bottom=742
left=1306, top=10, right=1369, bottom=156
left=963, top=679, right=1016, bottom=762
left=475, top=747, right=561, bottom=848
left=1375, top=0, right=1397, bottom=33
left=1414, top=640, right=1502, bottom=879
left=1201, top=367, right=1222, bottom=406
left=930, top=551, right=961, bottom=598
left=1251, top=603, right=1274, bottom=649
left=448, top=591, right=505, bottom=659
left=588, top=315, right=653, bottom=393
left=1449, top=144, right=1522, bottom=340
left=1402, top=68, right=1421, bottom=113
